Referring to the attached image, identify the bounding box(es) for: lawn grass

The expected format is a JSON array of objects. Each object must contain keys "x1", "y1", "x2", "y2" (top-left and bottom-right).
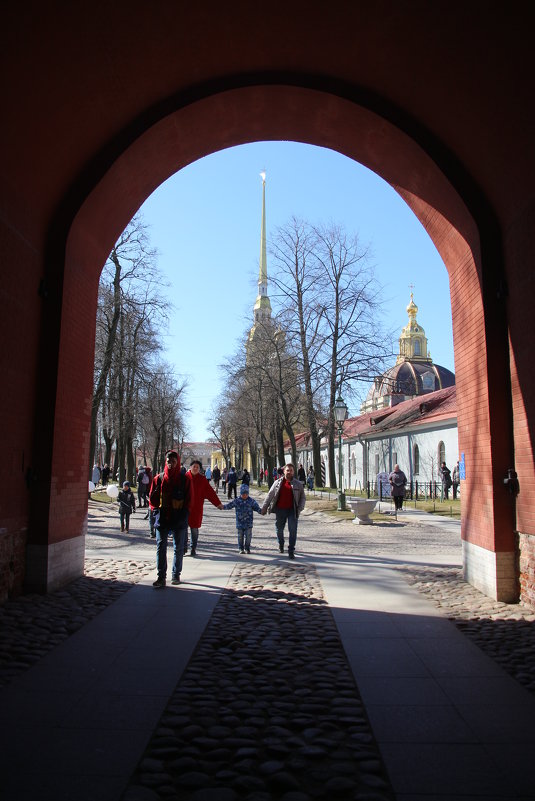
[{"x1": 307, "y1": 486, "x2": 461, "y2": 519}]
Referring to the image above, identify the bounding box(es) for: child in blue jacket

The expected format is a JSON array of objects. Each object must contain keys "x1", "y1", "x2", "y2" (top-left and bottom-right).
[{"x1": 223, "y1": 484, "x2": 262, "y2": 553}]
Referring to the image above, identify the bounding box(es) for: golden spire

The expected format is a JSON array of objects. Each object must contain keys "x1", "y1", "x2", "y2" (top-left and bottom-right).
[
  {"x1": 253, "y1": 171, "x2": 272, "y2": 323},
  {"x1": 397, "y1": 290, "x2": 430, "y2": 363}
]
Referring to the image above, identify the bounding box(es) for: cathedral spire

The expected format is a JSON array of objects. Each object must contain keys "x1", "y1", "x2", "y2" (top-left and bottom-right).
[{"x1": 253, "y1": 171, "x2": 272, "y2": 323}]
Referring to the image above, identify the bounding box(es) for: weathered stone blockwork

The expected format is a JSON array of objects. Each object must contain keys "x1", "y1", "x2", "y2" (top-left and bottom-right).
[{"x1": 519, "y1": 533, "x2": 535, "y2": 610}]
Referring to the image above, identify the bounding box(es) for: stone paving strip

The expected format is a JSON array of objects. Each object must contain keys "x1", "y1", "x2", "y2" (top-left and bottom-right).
[
  {"x1": 397, "y1": 564, "x2": 535, "y2": 694},
  {"x1": 0, "y1": 558, "x2": 152, "y2": 689},
  {"x1": 122, "y1": 561, "x2": 395, "y2": 801}
]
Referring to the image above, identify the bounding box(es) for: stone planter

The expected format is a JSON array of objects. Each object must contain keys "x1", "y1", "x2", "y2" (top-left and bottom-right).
[{"x1": 347, "y1": 498, "x2": 377, "y2": 525}]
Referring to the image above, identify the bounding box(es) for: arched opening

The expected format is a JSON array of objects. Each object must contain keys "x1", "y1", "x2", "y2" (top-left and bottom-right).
[{"x1": 22, "y1": 82, "x2": 517, "y2": 602}]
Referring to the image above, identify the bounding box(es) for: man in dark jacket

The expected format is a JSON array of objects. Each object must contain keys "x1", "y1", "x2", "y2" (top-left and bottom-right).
[
  {"x1": 149, "y1": 450, "x2": 194, "y2": 588},
  {"x1": 440, "y1": 461, "x2": 452, "y2": 500},
  {"x1": 261, "y1": 463, "x2": 306, "y2": 559},
  {"x1": 227, "y1": 466, "x2": 238, "y2": 499}
]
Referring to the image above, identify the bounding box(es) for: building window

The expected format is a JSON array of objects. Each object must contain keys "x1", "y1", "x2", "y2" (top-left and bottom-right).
[
  {"x1": 438, "y1": 441, "x2": 445, "y2": 465},
  {"x1": 413, "y1": 444, "x2": 420, "y2": 475}
]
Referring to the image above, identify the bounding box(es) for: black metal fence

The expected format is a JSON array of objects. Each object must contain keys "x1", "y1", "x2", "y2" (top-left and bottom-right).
[{"x1": 365, "y1": 480, "x2": 459, "y2": 502}]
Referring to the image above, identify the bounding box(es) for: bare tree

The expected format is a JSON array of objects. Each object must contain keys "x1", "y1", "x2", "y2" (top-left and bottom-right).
[
  {"x1": 269, "y1": 218, "x2": 327, "y2": 484},
  {"x1": 313, "y1": 223, "x2": 389, "y2": 487},
  {"x1": 269, "y1": 217, "x2": 390, "y2": 488},
  {"x1": 92, "y1": 214, "x2": 182, "y2": 483}
]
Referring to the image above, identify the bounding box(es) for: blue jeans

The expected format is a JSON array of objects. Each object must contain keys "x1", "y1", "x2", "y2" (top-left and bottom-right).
[
  {"x1": 237, "y1": 527, "x2": 252, "y2": 550},
  {"x1": 188, "y1": 527, "x2": 199, "y2": 552},
  {"x1": 275, "y1": 507, "x2": 297, "y2": 553},
  {"x1": 156, "y1": 523, "x2": 187, "y2": 580}
]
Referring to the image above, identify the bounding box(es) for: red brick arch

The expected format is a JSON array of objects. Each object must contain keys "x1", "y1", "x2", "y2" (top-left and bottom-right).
[
  {"x1": 3, "y1": 5, "x2": 534, "y2": 604},
  {"x1": 25, "y1": 81, "x2": 514, "y2": 600}
]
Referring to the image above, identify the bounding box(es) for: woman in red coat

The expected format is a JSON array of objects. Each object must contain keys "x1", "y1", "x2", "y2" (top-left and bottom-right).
[{"x1": 186, "y1": 460, "x2": 223, "y2": 555}]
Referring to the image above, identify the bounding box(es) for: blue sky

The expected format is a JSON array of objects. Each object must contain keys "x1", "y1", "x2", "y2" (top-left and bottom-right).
[{"x1": 139, "y1": 141, "x2": 453, "y2": 442}]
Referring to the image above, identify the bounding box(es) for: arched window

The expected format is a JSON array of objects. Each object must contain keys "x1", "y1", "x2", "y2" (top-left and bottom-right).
[
  {"x1": 413, "y1": 444, "x2": 420, "y2": 475},
  {"x1": 438, "y1": 441, "x2": 445, "y2": 465}
]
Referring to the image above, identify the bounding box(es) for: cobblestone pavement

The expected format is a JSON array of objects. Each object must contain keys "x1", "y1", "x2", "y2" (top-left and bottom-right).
[
  {"x1": 123, "y1": 561, "x2": 394, "y2": 801},
  {"x1": 1, "y1": 490, "x2": 535, "y2": 699}
]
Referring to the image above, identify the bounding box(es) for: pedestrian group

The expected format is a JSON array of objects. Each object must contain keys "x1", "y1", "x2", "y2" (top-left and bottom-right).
[{"x1": 109, "y1": 454, "x2": 309, "y2": 588}]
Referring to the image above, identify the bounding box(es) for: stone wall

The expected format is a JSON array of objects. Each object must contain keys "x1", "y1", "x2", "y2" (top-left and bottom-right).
[{"x1": 519, "y1": 533, "x2": 535, "y2": 609}]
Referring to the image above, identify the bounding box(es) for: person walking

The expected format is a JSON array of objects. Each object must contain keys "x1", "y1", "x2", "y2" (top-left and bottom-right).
[
  {"x1": 117, "y1": 481, "x2": 136, "y2": 532},
  {"x1": 227, "y1": 466, "x2": 238, "y2": 499},
  {"x1": 261, "y1": 463, "x2": 306, "y2": 559},
  {"x1": 221, "y1": 467, "x2": 228, "y2": 494},
  {"x1": 297, "y1": 464, "x2": 306, "y2": 483},
  {"x1": 440, "y1": 461, "x2": 452, "y2": 500},
  {"x1": 452, "y1": 460, "x2": 460, "y2": 500},
  {"x1": 149, "y1": 450, "x2": 194, "y2": 588},
  {"x1": 212, "y1": 464, "x2": 221, "y2": 492},
  {"x1": 143, "y1": 465, "x2": 152, "y2": 506},
  {"x1": 205, "y1": 465, "x2": 212, "y2": 482},
  {"x1": 91, "y1": 464, "x2": 101, "y2": 486},
  {"x1": 137, "y1": 464, "x2": 147, "y2": 509},
  {"x1": 101, "y1": 463, "x2": 110, "y2": 486},
  {"x1": 241, "y1": 467, "x2": 251, "y2": 486},
  {"x1": 306, "y1": 466, "x2": 314, "y2": 491},
  {"x1": 223, "y1": 484, "x2": 262, "y2": 553},
  {"x1": 186, "y1": 460, "x2": 223, "y2": 555},
  {"x1": 388, "y1": 464, "x2": 407, "y2": 511}
]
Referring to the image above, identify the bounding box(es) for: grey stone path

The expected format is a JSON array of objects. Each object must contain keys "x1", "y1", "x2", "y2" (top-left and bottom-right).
[
  {"x1": 2, "y1": 491, "x2": 535, "y2": 801},
  {"x1": 123, "y1": 560, "x2": 394, "y2": 801},
  {"x1": 2, "y1": 495, "x2": 534, "y2": 697}
]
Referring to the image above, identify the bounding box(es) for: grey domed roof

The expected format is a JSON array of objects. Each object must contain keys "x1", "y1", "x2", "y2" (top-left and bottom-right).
[{"x1": 365, "y1": 361, "x2": 455, "y2": 404}]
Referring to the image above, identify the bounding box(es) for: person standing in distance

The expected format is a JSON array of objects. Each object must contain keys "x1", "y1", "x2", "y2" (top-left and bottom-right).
[
  {"x1": 261, "y1": 463, "x2": 306, "y2": 559},
  {"x1": 149, "y1": 450, "x2": 193, "y2": 588},
  {"x1": 440, "y1": 461, "x2": 452, "y2": 499},
  {"x1": 389, "y1": 464, "x2": 407, "y2": 512},
  {"x1": 186, "y1": 460, "x2": 223, "y2": 555}
]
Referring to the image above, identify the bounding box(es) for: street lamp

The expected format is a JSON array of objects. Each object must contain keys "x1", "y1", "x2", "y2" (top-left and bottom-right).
[{"x1": 334, "y1": 395, "x2": 348, "y2": 511}]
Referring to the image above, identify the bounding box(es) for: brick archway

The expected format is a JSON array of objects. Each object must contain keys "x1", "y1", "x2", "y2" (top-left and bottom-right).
[
  {"x1": 23, "y1": 82, "x2": 515, "y2": 601},
  {"x1": 2, "y1": 6, "x2": 534, "y2": 605}
]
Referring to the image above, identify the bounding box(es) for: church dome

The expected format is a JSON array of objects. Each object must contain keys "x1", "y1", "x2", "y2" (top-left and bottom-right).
[
  {"x1": 361, "y1": 292, "x2": 455, "y2": 413},
  {"x1": 364, "y1": 361, "x2": 454, "y2": 407}
]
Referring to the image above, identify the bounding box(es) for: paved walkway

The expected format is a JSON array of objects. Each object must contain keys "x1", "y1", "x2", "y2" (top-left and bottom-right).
[{"x1": 1, "y1": 492, "x2": 534, "y2": 800}]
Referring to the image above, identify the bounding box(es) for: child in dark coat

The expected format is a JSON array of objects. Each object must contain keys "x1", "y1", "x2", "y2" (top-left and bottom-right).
[{"x1": 118, "y1": 481, "x2": 136, "y2": 532}]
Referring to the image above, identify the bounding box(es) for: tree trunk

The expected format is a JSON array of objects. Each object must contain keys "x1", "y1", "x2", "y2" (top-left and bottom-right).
[
  {"x1": 276, "y1": 419, "x2": 285, "y2": 466},
  {"x1": 328, "y1": 419, "x2": 337, "y2": 489},
  {"x1": 88, "y1": 248, "x2": 122, "y2": 477}
]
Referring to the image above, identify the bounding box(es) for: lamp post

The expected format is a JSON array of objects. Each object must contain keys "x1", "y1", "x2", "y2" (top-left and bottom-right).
[{"x1": 334, "y1": 395, "x2": 348, "y2": 511}]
